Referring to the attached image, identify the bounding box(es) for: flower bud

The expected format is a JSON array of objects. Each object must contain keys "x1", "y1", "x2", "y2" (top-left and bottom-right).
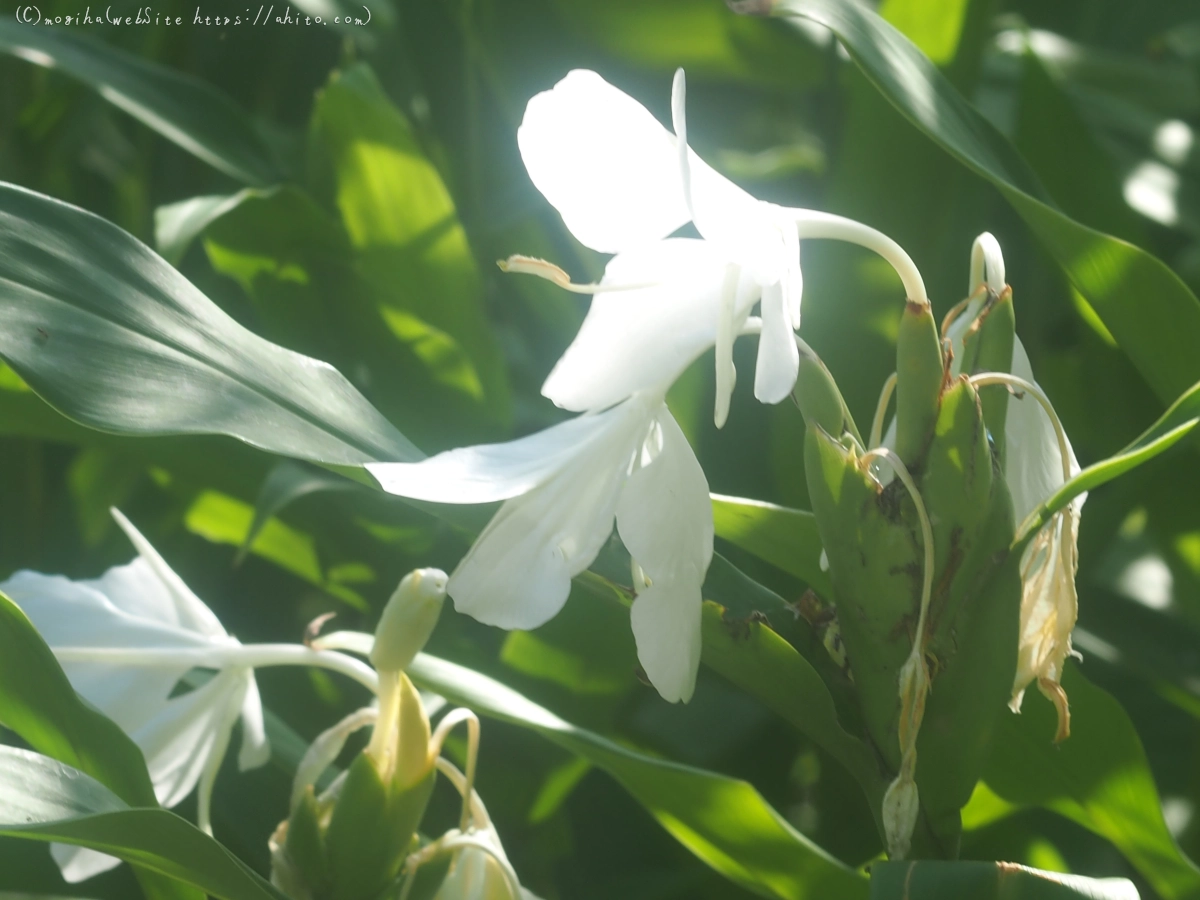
[
  {"x1": 894, "y1": 299, "x2": 944, "y2": 466},
  {"x1": 792, "y1": 343, "x2": 860, "y2": 442},
  {"x1": 882, "y1": 774, "x2": 919, "y2": 860},
  {"x1": 958, "y1": 290, "x2": 1015, "y2": 465},
  {"x1": 371, "y1": 568, "x2": 447, "y2": 674}
]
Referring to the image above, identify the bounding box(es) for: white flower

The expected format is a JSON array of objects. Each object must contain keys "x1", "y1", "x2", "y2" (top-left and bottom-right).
[
  {"x1": 0, "y1": 509, "x2": 268, "y2": 881},
  {"x1": 517, "y1": 69, "x2": 925, "y2": 427},
  {"x1": 954, "y1": 233, "x2": 1084, "y2": 740},
  {"x1": 368, "y1": 391, "x2": 712, "y2": 703}
]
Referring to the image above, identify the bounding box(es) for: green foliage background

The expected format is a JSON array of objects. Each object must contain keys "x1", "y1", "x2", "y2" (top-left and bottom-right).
[{"x1": 1, "y1": 0, "x2": 1200, "y2": 897}]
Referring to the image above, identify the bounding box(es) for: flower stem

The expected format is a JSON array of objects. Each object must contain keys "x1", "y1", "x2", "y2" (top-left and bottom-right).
[
  {"x1": 789, "y1": 210, "x2": 928, "y2": 305},
  {"x1": 869, "y1": 372, "x2": 898, "y2": 450},
  {"x1": 51, "y1": 644, "x2": 380, "y2": 694}
]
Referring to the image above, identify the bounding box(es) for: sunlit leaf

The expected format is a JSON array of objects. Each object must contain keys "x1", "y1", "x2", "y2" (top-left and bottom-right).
[
  {"x1": 984, "y1": 665, "x2": 1200, "y2": 898},
  {"x1": 408, "y1": 652, "x2": 868, "y2": 900},
  {"x1": 870, "y1": 860, "x2": 1139, "y2": 899},
  {"x1": 763, "y1": 0, "x2": 1200, "y2": 407},
  {"x1": 0, "y1": 181, "x2": 420, "y2": 467}
]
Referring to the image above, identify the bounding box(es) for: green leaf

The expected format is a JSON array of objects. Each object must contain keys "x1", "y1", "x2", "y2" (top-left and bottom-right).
[
  {"x1": 699, "y1": 600, "x2": 882, "y2": 807},
  {"x1": 0, "y1": 23, "x2": 281, "y2": 185},
  {"x1": 154, "y1": 191, "x2": 261, "y2": 265},
  {"x1": 0, "y1": 747, "x2": 283, "y2": 900},
  {"x1": 763, "y1": 0, "x2": 1200, "y2": 407},
  {"x1": 1021, "y1": 379, "x2": 1200, "y2": 539},
  {"x1": 984, "y1": 665, "x2": 1200, "y2": 898},
  {"x1": 408, "y1": 652, "x2": 868, "y2": 900},
  {"x1": 237, "y1": 461, "x2": 362, "y2": 563},
  {"x1": 0, "y1": 592, "x2": 201, "y2": 900},
  {"x1": 711, "y1": 493, "x2": 831, "y2": 595},
  {"x1": 309, "y1": 64, "x2": 512, "y2": 432},
  {"x1": 869, "y1": 860, "x2": 1139, "y2": 899},
  {"x1": 0, "y1": 181, "x2": 420, "y2": 467}
]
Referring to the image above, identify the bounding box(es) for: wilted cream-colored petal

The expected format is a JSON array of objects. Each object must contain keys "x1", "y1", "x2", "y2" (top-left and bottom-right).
[{"x1": 1011, "y1": 506, "x2": 1080, "y2": 742}]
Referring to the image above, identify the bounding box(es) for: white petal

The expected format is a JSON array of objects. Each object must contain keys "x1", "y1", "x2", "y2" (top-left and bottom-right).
[
  {"x1": 541, "y1": 240, "x2": 742, "y2": 412},
  {"x1": 629, "y1": 570, "x2": 704, "y2": 703},
  {"x1": 518, "y1": 69, "x2": 690, "y2": 253},
  {"x1": 448, "y1": 399, "x2": 654, "y2": 629},
  {"x1": 1004, "y1": 339, "x2": 1082, "y2": 523},
  {"x1": 368, "y1": 403, "x2": 636, "y2": 503},
  {"x1": 970, "y1": 232, "x2": 1006, "y2": 293},
  {"x1": 134, "y1": 669, "x2": 246, "y2": 809},
  {"x1": 109, "y1": 509, "x2": 227, "y2": 639},
  {"x1": 237, "y1": 673, "x2": 271, "y2": 771},
  {"x1": 4, "y1": 566, "x2": 211, "y2": 654},
  {"x1": 753, "y1": 281, "x2": 800, "y2": 403},
  {"x1": 51, "y1": 844, "x2": 123, "y2": 883},
  {"x1": 616, "y1": 407, "x2": 713, "y2": 578},
  {"x1": 616, "y1": 408, "x2": 711, "y2": 704}
]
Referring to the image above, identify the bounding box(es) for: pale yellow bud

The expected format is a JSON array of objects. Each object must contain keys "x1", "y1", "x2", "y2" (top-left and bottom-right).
[{"x1": 371, "y1": 568, "x2": 447, "y2": 674}]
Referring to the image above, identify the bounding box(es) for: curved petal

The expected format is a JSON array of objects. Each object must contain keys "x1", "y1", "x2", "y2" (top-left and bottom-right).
[
  {"x1": 134, "y1": 669, "x2": 246, "y2": 809},
  {"x1": 629, "y1": 570, "x2": 704, "y2": 703},
  {"x1": 368, "y1": 402, "x2": 635, "y2": 503},
  {"x1": 448, "y1": 398, "x2": 654, "y2": 629},
  {"x1": 51, "y1": 844, "x2": 122, "y2": 883},
  {"x1": 616, "y1": 408, "x2": 711, "y2": 703},
  {"x1": 237, "y1": 672, "x2": 271, "y2": 771},
  {"x1": 518, "y1": 69, "x2": 690, "y2": 253},
  {"x1": 1005, "y1": 339, "x2": 1082, "y2": 524},
  {"x1": 541, "y1": 240, "x2": 742, "y2": 412},
  {"x1": 616, "y1": 407, "x2": 713, "y2": 577},
  {"x1": 753, "y1": 281, "x2": 800, "y2": 403},
  {"x1": 109, "y1": 508, "x2": 227, "y2": 639}
]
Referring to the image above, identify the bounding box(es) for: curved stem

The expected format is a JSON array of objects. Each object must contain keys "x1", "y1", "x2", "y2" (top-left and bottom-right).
[
  {"x1": 787, "y1": 209, "x2": 928, "y2": 305},
  {"x1": 870, "y1": 372, "x2": 898, "y2": 450},
  {"x1": 430, "y1": 709, "x2": 481, "y2": 832},
  {"x1": 52, "y1": 643, "x2": 380, "y2": 695},
  {"x1": 968, "y1": 374, "x2": 1072, "y2": 485}
]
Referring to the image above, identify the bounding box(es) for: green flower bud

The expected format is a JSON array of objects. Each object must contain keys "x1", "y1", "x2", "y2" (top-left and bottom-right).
[
  {"x1": 792, "y1": 341, "x2": 861, "y2": 444},
  {"x1": 894, "y1": 300, "x2": 944, "y2": 466},
  {"x1": 371, "y1": 568, "x2": 447, "y2": 673},
  {"x1": 955, "y1": 289, "x2": 1015, "y2": 465}
]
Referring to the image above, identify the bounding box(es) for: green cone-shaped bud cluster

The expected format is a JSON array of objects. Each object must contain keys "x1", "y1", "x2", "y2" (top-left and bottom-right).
[
  {"x1": 801, "y1": 292, "x2": 1023, "y2": 860},
  {"x1": 271, "y1": 670, "x2": 437, "y2": 900}
]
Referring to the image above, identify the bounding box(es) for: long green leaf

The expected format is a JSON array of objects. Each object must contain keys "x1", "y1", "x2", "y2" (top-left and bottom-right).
[
  {"x1": 711, "y1": 494, "x2": 831, "y2": 595},
  {"x1": 408, "y1": 652, "x2": 867, "y2": 900},
  {"x1": 0, "y1": 747, "x2": 282, "y2": 900},
  {"x1": 0, "y1": 22, "x2": 281, "y2": 185},
  {"x1": 0, "y1": 181, "x2": 420, "y2": 467},
  {"x1": 0, "y1": 592, "x2": 201, "y2": 900},
  {"x1": 869, "y1": 861, "x2": 1139, "y2": 899},
  {"x1": 984, "y1": 665, "x2": 1200, "y2": 899},
  {"x1": 759, "y1": 0, "x2": 1200, "y2": 407}
]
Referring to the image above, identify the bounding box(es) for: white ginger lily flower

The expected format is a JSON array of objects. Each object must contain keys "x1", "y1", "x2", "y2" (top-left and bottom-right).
[
  {"x1": 955, "y1": 233, "x2": 1084, "y2": 741},
  {"x1": 0, "y1": 509, "x2": 269, "y2": 882},
  {"x1": 369, "y1": 391, "x2": 712, "y2": 703},
  {"x1": 516, "y1": 68, "x2": 926, "y2": 427}
]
